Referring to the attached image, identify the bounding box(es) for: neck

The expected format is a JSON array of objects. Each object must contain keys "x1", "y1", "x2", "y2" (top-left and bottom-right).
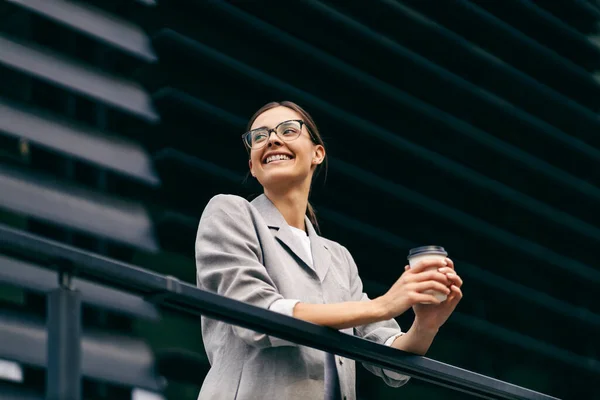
[{"x1": 264, "y1": 181, "x2": 311, "y2": 231}]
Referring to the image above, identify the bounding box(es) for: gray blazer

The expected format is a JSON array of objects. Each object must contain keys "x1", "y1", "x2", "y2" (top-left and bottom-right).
[{"x1": 195, "y1": 194, "x2": 409, "y2": 400}]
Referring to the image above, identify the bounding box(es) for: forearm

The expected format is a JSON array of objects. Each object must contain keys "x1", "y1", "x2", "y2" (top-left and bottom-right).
[
  {"x1": 391, "y1": 320, "x2": 438, "y2": 355},
  {"x1": 293, "y1": 299, "x2": 386, "y2": 330}
]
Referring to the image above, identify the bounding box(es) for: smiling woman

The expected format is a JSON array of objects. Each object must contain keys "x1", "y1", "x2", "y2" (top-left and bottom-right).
[{"x1": 194, "y1": 101, "x2": 463, "y2": 400}]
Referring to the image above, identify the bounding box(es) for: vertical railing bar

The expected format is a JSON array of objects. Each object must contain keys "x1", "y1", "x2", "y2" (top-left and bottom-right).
[{"x1": 46, "y1": 268, "x2": 82, "y2": 400}]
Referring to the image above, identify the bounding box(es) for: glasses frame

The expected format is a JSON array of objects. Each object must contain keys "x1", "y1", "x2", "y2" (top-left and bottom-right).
[{"x1": 242, "y1": 119, "x2": 316, "y2": 151}]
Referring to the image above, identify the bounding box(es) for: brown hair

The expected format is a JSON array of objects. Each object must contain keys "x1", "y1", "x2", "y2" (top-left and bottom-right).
[{"x1": 246, "y1": 101, "x2": 328, "y2": 233}]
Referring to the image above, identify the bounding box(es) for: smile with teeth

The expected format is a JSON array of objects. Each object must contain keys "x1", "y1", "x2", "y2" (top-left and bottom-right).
[{"x1": 265, "y1": 154, "x2": 293, "y2": 164}]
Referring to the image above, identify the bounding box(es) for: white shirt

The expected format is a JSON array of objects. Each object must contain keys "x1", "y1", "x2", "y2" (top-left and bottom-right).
[{"x1": 269, "y1": 225, "x2": 405, "y2": 379}]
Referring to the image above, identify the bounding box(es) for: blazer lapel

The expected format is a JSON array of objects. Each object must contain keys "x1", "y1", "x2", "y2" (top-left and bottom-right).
[
  {"x1": 251, "y1": 194, "x2": 314, "y2": 272},
  {"x1": 305, "y1": 216, "x2": 331, "y2": 283}
]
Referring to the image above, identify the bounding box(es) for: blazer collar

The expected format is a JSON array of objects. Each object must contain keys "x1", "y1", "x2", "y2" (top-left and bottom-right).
[{"x1": 251, "y1": 194, "x2": 330, "y2": 282}]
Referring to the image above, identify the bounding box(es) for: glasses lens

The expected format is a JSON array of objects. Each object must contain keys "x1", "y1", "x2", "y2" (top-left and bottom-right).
[
  {"x1": 277, "y1": 121, "x2": 302, "y2": 139},
  {"x1": 249, "y1": 129, "x2": 269, "y2": 148}
]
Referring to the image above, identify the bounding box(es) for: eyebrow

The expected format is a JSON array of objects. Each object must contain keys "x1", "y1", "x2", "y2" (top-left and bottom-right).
[
  {"x1": 251, "y1": 122, "x2": 279, "y2": 131},
  {"x1": 252, "y1": 120, "x2": 297, "y2": 130}
]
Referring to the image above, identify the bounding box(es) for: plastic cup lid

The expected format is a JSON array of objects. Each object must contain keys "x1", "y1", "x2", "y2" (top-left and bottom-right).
[{"x1": 407, "y1": 245, "x2": 448, "y2": 259}]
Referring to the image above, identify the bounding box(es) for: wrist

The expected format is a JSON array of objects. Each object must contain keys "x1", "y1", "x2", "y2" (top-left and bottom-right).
[
  {"x1": 371, "y1": 296, "x2": 391, "y2": 321},
  {"x1": 412, "y1": 317, "x2": 440, "y2": 336}
]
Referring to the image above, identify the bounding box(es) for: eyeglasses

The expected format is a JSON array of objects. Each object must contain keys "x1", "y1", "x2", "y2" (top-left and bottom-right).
[{"x1": 242, "y1": 119, "x2": 314, "y2": 150}]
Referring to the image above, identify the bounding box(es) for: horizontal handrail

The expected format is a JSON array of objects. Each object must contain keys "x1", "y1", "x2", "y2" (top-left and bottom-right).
[
  {"x1": 0, "y1": 254, "x2": 160, "y2": 321},
  {"x1": 0, "y1": 224, "x2": 559, "y2": 399}
]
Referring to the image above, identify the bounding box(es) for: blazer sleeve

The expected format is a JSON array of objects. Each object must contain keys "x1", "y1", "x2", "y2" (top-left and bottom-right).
[
  {"x1": 342, "y1": 246, "x2": 411, "y2": 387},
  {"x1": 195, "y1": 195, "x2": 295, "y2": 349}
]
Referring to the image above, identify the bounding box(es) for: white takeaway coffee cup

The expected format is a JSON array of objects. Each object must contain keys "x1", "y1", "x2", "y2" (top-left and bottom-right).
[{"x1": 407, "y1": 245, "x2": 449, "y2": 303}]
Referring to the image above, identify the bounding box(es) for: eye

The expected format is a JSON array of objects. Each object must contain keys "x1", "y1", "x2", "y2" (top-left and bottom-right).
[
  {"x1": 278, "y1": 122, "x2": 301, "y2": 136},
  {"x1": 282, "y1": 128, "x2": 297, "y2": 136},
  {"x1": 252, "y1": 131, "x2": 268, "y2": 142}
]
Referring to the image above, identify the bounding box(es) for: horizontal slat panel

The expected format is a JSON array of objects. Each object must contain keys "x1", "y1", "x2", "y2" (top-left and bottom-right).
[
  {"x1": 470, "y1": 0, "x2": 600, "y2": 69},
  {"x1": 350, "y1": 0, "x2": 600, "y2": 149},
  {"x1": 0, "y1": 34, "x2": 159, "y2": 122},
  {"x1": 0, "y1": 382, "x2": 43, "y2": 400},
  {"x1": 0, "y1": 98, "x2": 160, "y2": 186},
  {"x1": 535, "y1": 0, "x2": 600, "y2": 33},
  {"x1": 5, "y1": 0, "x2": 157, "y2": 62},
  {"x1": 0, "y1": 309, "x2": 163, "y2": 390},
  {"x1": 0, "y1": 164, "x2": 158, "y2": 251},
  {"x1": 136, "y1": 0, "x2": 157, "y2": 6},
  {"x1": 446, "y1": 312, "x2": 600, "y2": 374},
  {"x1": 400, "y1": 0, "x2": 600, "y2": 108}
]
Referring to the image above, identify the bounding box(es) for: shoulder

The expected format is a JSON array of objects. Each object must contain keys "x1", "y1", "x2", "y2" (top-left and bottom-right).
[
  {"x1": 198, "y1": 194, "x2": 259, "y2": 232},
  {"x1": 319, "y1": 236, "x2": 342, "y2": 251},
  {"x1": 319, "y1": 236, "x2": 353, "y2": 262},
  {"x1": 201, "y1": 194, "x2": 253, "y2": 218},
  {"x1": 196, "y1": 195, "x2": 261, "y2": 243}
]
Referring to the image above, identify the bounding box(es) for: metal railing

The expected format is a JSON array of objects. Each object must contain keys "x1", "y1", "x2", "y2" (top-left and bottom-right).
[{"x1": 0, "y1": 223, "x2": 560, "y2": 400}]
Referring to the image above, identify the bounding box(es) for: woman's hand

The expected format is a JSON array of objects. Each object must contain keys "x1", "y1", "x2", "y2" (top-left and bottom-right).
[
  {"x1": 411, "y1": 258, "x2": 463, "y2": 332},
  {"x1": 375, "y1": 258, "x2": 451, "y2": 320}
]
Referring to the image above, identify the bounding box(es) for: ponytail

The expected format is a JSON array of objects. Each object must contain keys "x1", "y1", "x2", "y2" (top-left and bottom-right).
[{"x1": 306, "y1": 201, "x2": 320, "y2": 235}]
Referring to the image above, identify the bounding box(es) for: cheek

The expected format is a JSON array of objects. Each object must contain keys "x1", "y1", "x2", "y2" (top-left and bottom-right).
[
  {"x1": 250, "y1": 153, "x2": 261, "y2": 171},
  {"x1": 289, "y1": 143, "x2": 313, "y2": 166}
]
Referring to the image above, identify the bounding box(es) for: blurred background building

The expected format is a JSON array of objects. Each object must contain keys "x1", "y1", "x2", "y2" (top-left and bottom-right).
[{"x1": 0, "y1": 0, "x2": 599, "y2": 399}]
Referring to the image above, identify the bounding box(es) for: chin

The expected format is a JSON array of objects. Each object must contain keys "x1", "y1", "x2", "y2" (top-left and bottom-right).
[{"x1": 260, "y1": 171, "x2": 305, "y2": 189}]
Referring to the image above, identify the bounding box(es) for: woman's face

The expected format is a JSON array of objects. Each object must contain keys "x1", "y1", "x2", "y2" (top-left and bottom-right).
[{"x1": 249, "y1": 106, "x2": 325, "y2": 192}]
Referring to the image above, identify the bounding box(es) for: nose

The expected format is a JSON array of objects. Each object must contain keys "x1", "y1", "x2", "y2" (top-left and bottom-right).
[{"x1": 267, "y1": 130, "x2": 282, "y2": 147}]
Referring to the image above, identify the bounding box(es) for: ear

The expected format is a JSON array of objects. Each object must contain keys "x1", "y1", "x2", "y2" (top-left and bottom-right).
[
  {"x1": 248, "y1": 159, "x2": 255, "y2": 177},
  {"x1": 312, "y1": 144, "x2": 326, "y2": 165}
]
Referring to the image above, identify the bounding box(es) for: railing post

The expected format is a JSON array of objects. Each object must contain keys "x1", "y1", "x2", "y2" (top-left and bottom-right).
[{"x1": 46, "y1": 269, "x2": 81, "y2": 400}]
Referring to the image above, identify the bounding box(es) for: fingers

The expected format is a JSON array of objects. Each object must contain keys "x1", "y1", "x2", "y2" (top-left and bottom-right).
[
  {"x1": 437, "y1": 267, "x2": 454, "y2": 275},
  {"x1": 448, "y1": 273, "x2": 463, "y2": 288},
  {"x1": 413, "y1": 280, "x2": 451, "y2": 296},
  {"x1": 408, "y1": 270, "x2": 450, "y2": 286},
  {"x1": 447, "y1": 285, "x2": 463, "y2": 303},
  {"x1": 411, "y1": 292, "x2": 443, "y2": 305},
  {"x1": 437, "y1": 268, "x2": 463, "y2": 287},
  {"x1": 410, "y1": 258, "x2": 448, "y2": 273},
  {"x1": 445, "y1": 257, "x2": 455, "y2": 270}
]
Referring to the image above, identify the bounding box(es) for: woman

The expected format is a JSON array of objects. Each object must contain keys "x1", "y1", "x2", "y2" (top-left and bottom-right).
[{"x1": 195, "y1": 101, "x2": 463, "y2": 400}]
